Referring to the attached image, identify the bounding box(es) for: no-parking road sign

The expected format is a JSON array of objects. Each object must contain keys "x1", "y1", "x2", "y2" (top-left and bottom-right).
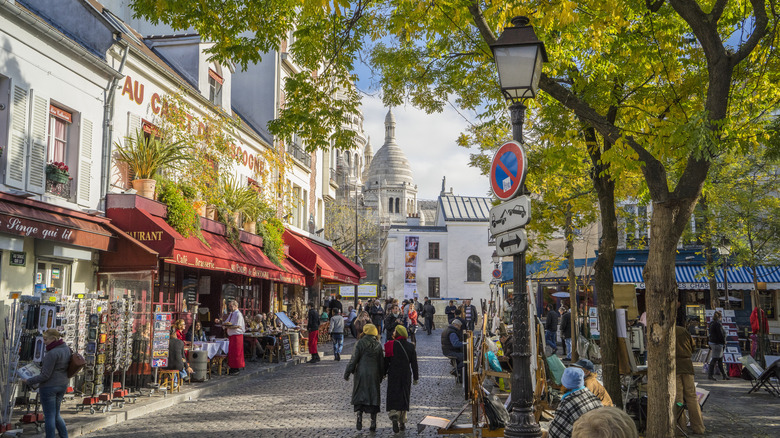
[{"x1": 490, "y1": 140, "x2": 528, "y2": 201}]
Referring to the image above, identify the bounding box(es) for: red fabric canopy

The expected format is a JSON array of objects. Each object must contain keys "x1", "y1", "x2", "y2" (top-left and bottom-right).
[
  {"x1": 106, "y1": 207, "x2": 304, "y2": 285},
  {"x1": 283, "y1": 230, "x2": 366, "y2": 285}
]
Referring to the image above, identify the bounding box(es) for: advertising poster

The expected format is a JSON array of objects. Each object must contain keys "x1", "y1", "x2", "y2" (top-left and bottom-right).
[
  {"x1": 404, "y1": 236, "x2": 419, "y2": 299},
  {"x1": 152, "y1": 312, "x2": 172, "y2": 368}
]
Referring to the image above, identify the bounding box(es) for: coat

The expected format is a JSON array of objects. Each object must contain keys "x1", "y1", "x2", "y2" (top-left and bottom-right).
[
  {"x1": 344, "y1": 335, "x2": 384, "y2": 408},
  {"x1": 384, "y1": 313, "x2": 401, "y2": 339},
  {"x1": 560, "y1": 312, "x2": 572, "y2": 339},
  {"x1": 384, "y1": 337, "x2": 419, "y2": 412}
]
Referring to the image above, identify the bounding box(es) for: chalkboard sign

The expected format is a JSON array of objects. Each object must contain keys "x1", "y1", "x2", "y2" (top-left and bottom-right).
[{"x1": 281, "y1": 334, "x2": 293, "y2": 362}]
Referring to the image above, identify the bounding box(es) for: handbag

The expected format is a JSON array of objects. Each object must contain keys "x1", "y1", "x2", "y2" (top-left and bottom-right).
[
  {"x1": 68, "y1": 349, "x2": 86, "y2": 378},
  {"x1": 482, "y1": 394, "x2": 510, "y2": 430}
]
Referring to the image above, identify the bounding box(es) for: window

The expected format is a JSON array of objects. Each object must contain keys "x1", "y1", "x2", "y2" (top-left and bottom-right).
[
  {"x1": 428, "y1": 242, "x2": 440, "y2": 260},
  {"x1": 758, "y1": 291, "x2": 776, "y2": 320},
  {"x1": 388, "y1": 197, "x2": 394, "y2": 213},
  {"x1": 467, "y1": 255, "x2": 482, "y2": 282},
  {"x1": 36, "y1": 262, "x2": 69, "y2": 296},
  {"x1": 208, "y1": 68, "x2": 223, "y2": 106},
  {"x1": 428, "y1": 277, "x2": 440, "y2": 298},
  {"x1": 395, "y1": 198, "x2": 400, "y2": 214},
  {"x1": 48, "y1": 105, "x2": 71, "y2": 163}
]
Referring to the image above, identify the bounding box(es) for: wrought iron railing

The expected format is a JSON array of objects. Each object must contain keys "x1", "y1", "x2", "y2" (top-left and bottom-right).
[
  {"x1": 287, "y1": 142, "x2": 311, "y2": 167},
  {"x1": 46, "y1": 178, "x2": 72, "y2": 199}
]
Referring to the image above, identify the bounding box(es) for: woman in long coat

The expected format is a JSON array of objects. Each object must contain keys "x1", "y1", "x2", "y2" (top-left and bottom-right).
[
  {"x1": 344, "y1": 323, "x2": 384, "y2": 431},
  {"x1": 384, "y1": 325, "x2": 419, "y2": 433}
]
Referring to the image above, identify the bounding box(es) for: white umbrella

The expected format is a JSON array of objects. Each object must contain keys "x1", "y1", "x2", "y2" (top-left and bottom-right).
[{"x1": 552, "y1": 292, "x2": 570, "y2": 298}]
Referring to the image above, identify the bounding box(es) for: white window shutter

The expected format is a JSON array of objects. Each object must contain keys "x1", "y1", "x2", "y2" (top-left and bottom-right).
[
  {"x1": 26, "y1": 91, "x2": 48, "y2": 194},
  {"x1": 127, "y1": 112, "x2": 141, "y2": 137},
  {"x1": 4, "y1": 83, "x2": 29, "y2": 189},
  {"x1": 78, "y1": 118, "x2": 94, "y2": 206}
]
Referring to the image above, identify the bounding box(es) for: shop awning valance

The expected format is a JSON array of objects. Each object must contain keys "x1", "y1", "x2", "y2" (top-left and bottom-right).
[
  {"x1": 613, "y1": 264, "x2": 780, "y2": 289},
  {"x1": 106, "y1": 206, "x2": 304, "y2": 285},
  {"x1": 0, "y1": 191, "x2": 116, "y2": 251},
  {"x1": 283, "y1": 230, "x2": 366, "y2": 285}
]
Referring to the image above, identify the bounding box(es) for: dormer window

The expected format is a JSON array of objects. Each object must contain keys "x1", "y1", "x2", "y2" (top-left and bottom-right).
[{"x1": 208, "y1": 67, "x2": 223, "y2": 106}]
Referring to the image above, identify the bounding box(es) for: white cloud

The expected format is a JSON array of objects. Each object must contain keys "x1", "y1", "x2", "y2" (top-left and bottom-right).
[{"x1": 360, "y1": 95, "x2": 491, "y2": 200}]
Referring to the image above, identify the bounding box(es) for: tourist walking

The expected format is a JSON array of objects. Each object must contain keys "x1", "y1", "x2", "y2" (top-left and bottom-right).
[
  {"x1": 353, "y1": 311, "x2": 370, "y2": 339},
  {"x1": 460, "y1": 299, "x2": 477, "y2": 332},
  {"x1": 306, "y1": 302, "x2": 321, "y2": 363},
  {"x1": 423, "y1": 299, "x2": 436, "y2": 335},
  {"x1": 676, "y1": 321, "x2": 706, "y2": 435},
  {"x1": 445, "y1": 300, "x2": 457, "y2": 324},
  {"x1": 560, "y1": 306, "x2": 572, "y2": 360},
  {"x1": 21, "y1": 329, "x2": 70, "y2": 438},
  {"x1": 707, "y1": 310, "x2": 728, "y2": 380},
  {"x1": 384, "y1": 304, "x2": 402, "y2": 342},
  {"x1": 369, "y1": 299, "x2": 385, "y2": 331},
  {"x1": 545, "y1": 303, "x2": 560, "y2": 354},
  {"x1": 345, "y1": 324, "x2": 385, "y2": 432},
  {"x1": 330, "y1": 311, "x2": 345, "y2": 361},
  {"x1": 384, "y1": 325, "x2": 419, "y2": 433}
]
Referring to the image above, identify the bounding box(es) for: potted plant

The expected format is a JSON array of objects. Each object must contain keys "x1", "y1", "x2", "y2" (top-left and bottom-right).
[
  {"x1": 46, "y1": 161, "x2": 70, "y2": 184},
  {"x1": 114, "y1": 130, "x2": 190, "y2": 199}
]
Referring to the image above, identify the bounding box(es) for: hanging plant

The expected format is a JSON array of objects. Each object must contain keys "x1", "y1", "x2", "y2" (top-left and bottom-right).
[
  {"x1": 217, "y1": 174, "x2": 257, "y2": 250},
  {"x1": 157, "y1": 179, "x2": 206, "y2": 244},
  {"x1": 258, "y1": 217, "x2": 285, "y2": 267}
]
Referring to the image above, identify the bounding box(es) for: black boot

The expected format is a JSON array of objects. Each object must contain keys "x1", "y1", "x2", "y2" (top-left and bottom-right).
[
  {"x1": 370, "y1": 412, "x2": 377, "y2": 431},
  {"x1": 314, "y1": 353, "x2": 321, "y2": 363},
  {"x1": 356, "y1": 412, "x2": 363, "y2": 431},
  {"x1": 708, "y1": 357, "x2": 717, "y2": 380},
  {"x1": 399, "y1": 422, "x2": 405, "y2": 431},
  {"x1": 392, "y1": 417, "x2": 399, "y2": 433},
  {"x1": 718, "y1": 358, "x2": 729, "y2": 380}
]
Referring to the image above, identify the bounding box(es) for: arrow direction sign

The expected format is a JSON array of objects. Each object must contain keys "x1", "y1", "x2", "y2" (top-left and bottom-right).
[
  {"x1": 489, "y1": 196, "x2": 531, "y2": 235},
  {"x1": 495, "y1": 229, "x2": 528, "y2": 257}
]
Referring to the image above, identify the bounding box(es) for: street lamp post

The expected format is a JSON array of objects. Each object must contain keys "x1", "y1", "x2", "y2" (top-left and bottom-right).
[
  {"x1": 718, "y1": 239, "x2": 731, "y2": 310},
  {"x1": 490, "y1": 16, "x2": 547, "y2": 438},
  {"x1": 354, "y1": 182, "x2": 360, "y2": 311}
]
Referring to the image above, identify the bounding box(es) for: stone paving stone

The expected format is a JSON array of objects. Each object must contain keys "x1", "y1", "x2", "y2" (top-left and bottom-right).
[{"x1": 81, "y1": 331, "x2": 471, "y2": 437}]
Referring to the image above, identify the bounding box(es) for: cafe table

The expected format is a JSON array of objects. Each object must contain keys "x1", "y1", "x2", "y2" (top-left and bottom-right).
[{"x1": 192, "y1": 339, "x2": 230, "y2": 359}]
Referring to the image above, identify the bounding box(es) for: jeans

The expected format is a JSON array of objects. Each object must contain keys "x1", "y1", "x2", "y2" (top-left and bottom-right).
[
  {"x1": 545, "y1": 330, "x2": 557, "y2": 352},
  {"x1": 332, "y1": 333, "x2": 344, "y2": 355},
  {"x1": 39, "y1": 385, "x2": 68, "y2": 438},
  {"x1": 564, "y1": 338, "x2": 572, "y2": 359}
]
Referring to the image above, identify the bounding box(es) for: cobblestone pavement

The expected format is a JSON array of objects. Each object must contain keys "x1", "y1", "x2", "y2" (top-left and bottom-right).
[{"x1": 83, "y1": 331, "x2": 470, "y2": 438}]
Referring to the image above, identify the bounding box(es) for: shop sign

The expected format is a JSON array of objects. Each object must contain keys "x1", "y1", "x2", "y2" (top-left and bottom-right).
[
  {"x1": 0, "y1": 215, "x2": 75, "y2": 241},
  {"x1": 339, "y1": 284, "x2": 377, "y2": 298},
  {"x1": 9, "y1": 251, "x2": 26, "y2": 266}
]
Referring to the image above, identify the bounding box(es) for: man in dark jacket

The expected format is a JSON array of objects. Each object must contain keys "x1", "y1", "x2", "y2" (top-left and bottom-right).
[
  {"x1": 545, "y1": 304, "x2": 559, "y2": 354},
  {"x1": 559, "y1": 306, "x2": 572, "y2": 360},
  {"x1": 369, "y1": 299, "x2": 385, "y2": 331},
  {"x1": 441, "y1": 319, "x2": 465, "y2": 382},
  {"x1": 384, "y1": 304, "x2": 402, "y2": 342},
  {"x1": 445, "y1": 300, "x2": 457, "y2": 324},
  {"x1": 423, "y1": 300, "x2": 436, "y2": 335},
  {"x1": 307, "y1": 302, "x2": 321, "y2": 363},
  {"x1": 167, "y1": 337, "x2": 193, "y2": 381},
  {"x1": 460, "y1": 300, "x2": 478, "y2": 332},
  {"x1": 329, "y1": 295, "x2": 343, "y2": 316}
]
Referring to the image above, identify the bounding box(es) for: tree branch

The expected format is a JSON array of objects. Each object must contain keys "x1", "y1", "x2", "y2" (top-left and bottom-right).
[
  {"x1": 467, "y1": 1, "x2": 497, "y2": 45},
  {"x1": 733, "y1": 0, "x2": 770, "y2": 65},
  {"x1": 646, "y1": 0, "x2": 666, "y2": 12},
  {"x1": 668, "y1": 0, "x2": 727, "y2": 62},
  {"x1": 710, "y1": 0, "x2": 728, "y2": 22}
]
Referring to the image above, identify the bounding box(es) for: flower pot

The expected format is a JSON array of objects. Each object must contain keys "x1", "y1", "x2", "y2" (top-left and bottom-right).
[
  {"x1": 46, "y1": 171, "x2": 69, "y2": 184},
  {"x1": 132, "y1": 179, "x2": 157, "y2": 199},
  {"x1": 205, "y1": 205, "x2": 217, "y2": 220},
  {"x1": 243, "y1": 221, "x2": 257, "y2": 234}
]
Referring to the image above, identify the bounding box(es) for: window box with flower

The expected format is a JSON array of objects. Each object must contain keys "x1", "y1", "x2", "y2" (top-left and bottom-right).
[{"x1": 46, "y1": 161, "x2": 70, "y2": 184}]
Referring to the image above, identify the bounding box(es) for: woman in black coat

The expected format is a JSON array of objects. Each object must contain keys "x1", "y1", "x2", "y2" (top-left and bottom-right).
[
  {"x1": 383, "y1": 325, "x2": 419, "y2": 433},
  {"x1": 345, "y1": 324, "x2": 384, "y2": 431}
]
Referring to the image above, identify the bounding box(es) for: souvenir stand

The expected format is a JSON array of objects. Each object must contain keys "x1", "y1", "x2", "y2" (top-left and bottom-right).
[{"x1": 1, "y1": 293, "x2": 24, "y2": 433}]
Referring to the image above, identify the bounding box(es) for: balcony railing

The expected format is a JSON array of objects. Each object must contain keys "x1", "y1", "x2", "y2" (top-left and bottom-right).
[
  {"x1": 46, "y1": 178, "x2": 72, "y2": 199},
  {"x1": 287, "y1": 143, "x2": 311, "y2": 167}
]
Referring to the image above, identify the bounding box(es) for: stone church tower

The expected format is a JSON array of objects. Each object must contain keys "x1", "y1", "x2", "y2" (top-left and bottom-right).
[{"x1": 363, "y1": 109, "x2": 418, "y2": 224}]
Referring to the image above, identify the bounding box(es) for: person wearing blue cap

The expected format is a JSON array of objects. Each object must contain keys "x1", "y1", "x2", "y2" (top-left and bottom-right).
[
  {"x1": 570, "y1": 359, "x2": 612, "y2": 406},
  {"x1": 547, "y1": 367, "x2": 602, "y2": 438}
]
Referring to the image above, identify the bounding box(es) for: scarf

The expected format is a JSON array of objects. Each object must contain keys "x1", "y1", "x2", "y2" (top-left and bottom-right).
[
  {"x1": 46, "y1": 339, "x2": 65, "y2": 351},
  {"x1": 561, "y1": 386, "x2": 585, "y2": 401}
]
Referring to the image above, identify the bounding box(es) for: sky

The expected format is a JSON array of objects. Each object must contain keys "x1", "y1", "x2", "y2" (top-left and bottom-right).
[{"x1": 358, "y1": 95, "x2": 492, "y2": 201}]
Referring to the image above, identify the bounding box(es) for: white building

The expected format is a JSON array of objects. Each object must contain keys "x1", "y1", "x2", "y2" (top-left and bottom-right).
[{"x1": 382, "y1": 189, "x2": 494, "y2": 308}]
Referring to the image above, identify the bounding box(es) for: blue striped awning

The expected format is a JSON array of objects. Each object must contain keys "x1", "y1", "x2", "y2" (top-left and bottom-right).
[{"x1": 613, "y1": 265, "x2": 780, "y2": 287}]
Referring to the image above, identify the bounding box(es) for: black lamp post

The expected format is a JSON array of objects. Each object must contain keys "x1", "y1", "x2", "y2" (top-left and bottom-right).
[{"x1": 490, "y1": 16, "x2": 547, "y2": 438}]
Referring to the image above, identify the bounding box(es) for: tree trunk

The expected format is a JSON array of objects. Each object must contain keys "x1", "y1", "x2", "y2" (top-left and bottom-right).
[
  {"x1": 583, "y1": 126, "x2": 621, "y2": 407},
  {"x1": 644, "y1": 199, "x2": 697, "y2": 437},
  {"x1": 564, "y1": 203, "x2": 579, "y2": 362}
]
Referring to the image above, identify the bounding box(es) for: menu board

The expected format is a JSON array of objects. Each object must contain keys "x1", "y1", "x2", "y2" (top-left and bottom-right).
[
  {"x1": 152, "y1": 312, "x2": 172, "y2": 368},
  {"x1": 281, "y1": 335, "x2": 293, "y2": 362}
]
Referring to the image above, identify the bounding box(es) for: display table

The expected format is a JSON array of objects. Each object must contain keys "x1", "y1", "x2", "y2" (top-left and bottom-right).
[{"x1": 192, "y1": 340, "x2": 230, "y2": 359}]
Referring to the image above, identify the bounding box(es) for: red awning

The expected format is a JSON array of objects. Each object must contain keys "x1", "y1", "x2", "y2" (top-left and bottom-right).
[
  {"x1": 283, "y1": 230, "x2": 366, "y2": 285},
  {"x1": 106, "y1": 207, "x2": 304, "y2": 285},
  {"x1": 0, "y1": 192, "x2": 116, "y2": 251}
]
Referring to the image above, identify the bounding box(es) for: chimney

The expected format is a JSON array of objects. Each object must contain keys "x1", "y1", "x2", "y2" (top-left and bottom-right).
[{"x1": 406, "y1": 213, "x2": 420, "y2": 226}]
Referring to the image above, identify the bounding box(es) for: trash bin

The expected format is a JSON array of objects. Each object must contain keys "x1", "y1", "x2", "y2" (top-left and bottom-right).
[
  {"x1": 189, "y1": 349, "x2": 209, "y2": 382},
  {"x1": 288, "y1": 331, "x2": 299, "y2": 355}
]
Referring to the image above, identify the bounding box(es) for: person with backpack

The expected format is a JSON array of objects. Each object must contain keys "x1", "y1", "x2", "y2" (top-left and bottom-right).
[{"x1": 21, "y1": 329, "x2": 70, "y2": 438}]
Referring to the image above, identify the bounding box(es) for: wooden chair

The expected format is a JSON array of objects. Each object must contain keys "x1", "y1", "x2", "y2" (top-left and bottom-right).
[
  {"x1": 300, "y1": 336, "x2": 309, "y2": 354},
  {"x1": 210, "y1": 355, "x2": 229, "y2": 376},
  {"x1": 158, "y1": 369, "x2": 181, "y2": 393}
]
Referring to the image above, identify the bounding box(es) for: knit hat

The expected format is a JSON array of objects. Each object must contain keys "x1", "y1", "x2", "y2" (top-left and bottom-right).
[
  {"x1": 362, "y1": 323, "x2": 379, "y2": 337},
  {"x1": 561, "y1": 367, "x2": 585, "y2": 390},
  {"x1": 570, "y1": 359, "x2": 595, "y2": 374},
  {"x1": 394, "y1": 325, "x2": 408, "y2": 338}
]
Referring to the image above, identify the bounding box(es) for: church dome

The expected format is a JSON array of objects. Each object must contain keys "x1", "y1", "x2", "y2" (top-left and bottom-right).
[{"x1": 367, "y1": 109, "x2": 414, "y2": 187}]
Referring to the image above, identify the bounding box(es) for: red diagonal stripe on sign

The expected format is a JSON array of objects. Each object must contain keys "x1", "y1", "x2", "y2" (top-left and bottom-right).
[{"x1": 497, "y1": 159, "x2": 517, "y2": 184}]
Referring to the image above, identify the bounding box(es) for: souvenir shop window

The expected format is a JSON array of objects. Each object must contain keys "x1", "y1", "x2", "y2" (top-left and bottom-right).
[
  {"x1": 36, "y1": 261, "x2": 69, "y2": 296},
  {"x1": 758, "y1": 290, "x2": 776, "y2": 320}
]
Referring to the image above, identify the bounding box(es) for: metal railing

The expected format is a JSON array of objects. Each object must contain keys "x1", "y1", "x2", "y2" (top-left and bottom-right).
[{"x1": 287, "y1": 142, "x2": 311, "y2": 167}]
